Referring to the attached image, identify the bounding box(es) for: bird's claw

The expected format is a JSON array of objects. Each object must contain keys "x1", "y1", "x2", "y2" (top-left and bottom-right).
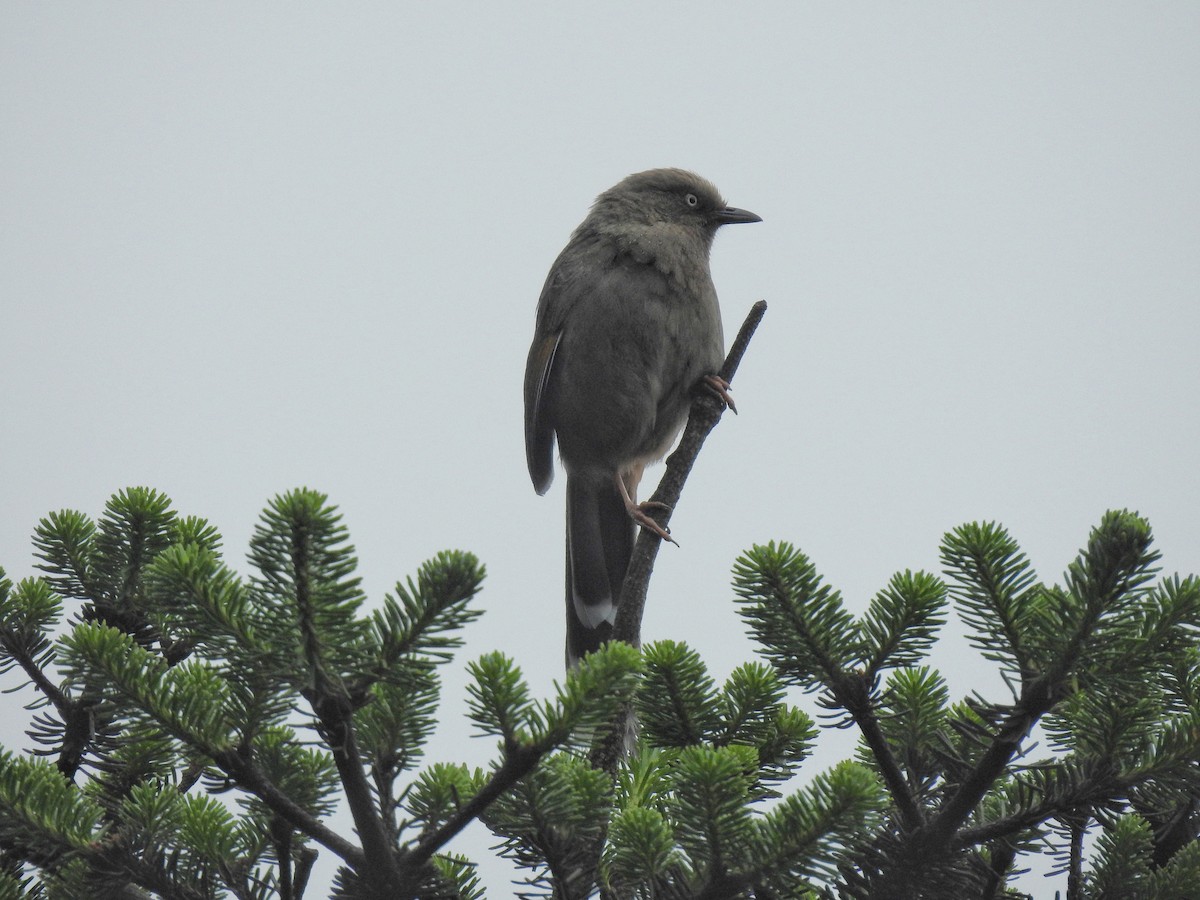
[
  {"x1": 627, "y1": 501, "x2": 678, "y2": 545},
  {"x1": 702, "y1": 374, "x2": 737, "y2": 414}
]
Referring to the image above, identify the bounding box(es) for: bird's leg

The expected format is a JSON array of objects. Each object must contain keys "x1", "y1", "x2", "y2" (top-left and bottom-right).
[
  {"x1": 701, "y1": 374, "x2": 737, "y2": 414},
  {"x1": 614, "y1": 470, "x2": 677, "y2": 545},
  {"x1": 622, "y1": 464, "x2": 672, "y2": 512}
]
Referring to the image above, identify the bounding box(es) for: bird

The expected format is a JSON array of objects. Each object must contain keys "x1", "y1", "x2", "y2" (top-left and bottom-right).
[{"x1": 523, "y1": 168, "x2": 761, "y2": 667}]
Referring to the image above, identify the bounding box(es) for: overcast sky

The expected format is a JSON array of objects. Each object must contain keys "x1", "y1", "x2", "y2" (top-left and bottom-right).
[{"x1": 2, "y1": 4, "x2": 1198, "y2": 896}]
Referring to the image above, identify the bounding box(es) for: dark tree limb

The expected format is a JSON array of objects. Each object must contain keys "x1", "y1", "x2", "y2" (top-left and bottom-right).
[
  {"x1": 924, "y1": 690, "x2": 1055, "y2": 848},
  {"x1": 840, "y1": 678, "x2": 924, "y2": 830},
  {"x1": 290, "y1": 528, "x2": 400, "y2": 888},
  {"x1": 1066, "y1": 815, "x2": 1087, "y2": 900},
  {"x1": 211, "y1": 748, "x2": 366, "y2": 868}
]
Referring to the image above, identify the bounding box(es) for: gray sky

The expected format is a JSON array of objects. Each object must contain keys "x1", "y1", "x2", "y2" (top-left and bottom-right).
[{"x1": 2, "y1": 4, "x2": 1198, "y2": 896}]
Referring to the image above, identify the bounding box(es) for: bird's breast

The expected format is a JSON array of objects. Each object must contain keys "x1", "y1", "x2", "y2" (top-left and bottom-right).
[{"x1": 547, "y1": 253, "x2": 723, "y2": 476}]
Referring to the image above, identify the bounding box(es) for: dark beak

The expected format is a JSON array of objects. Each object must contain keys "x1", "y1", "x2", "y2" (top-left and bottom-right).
[{"x1": 713, "y1": 206, "x2": 762, "y2": 226}]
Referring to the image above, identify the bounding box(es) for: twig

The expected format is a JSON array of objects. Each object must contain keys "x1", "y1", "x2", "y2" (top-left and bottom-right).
[
  {"x1": 591, "y1": 299, "x2": 767, "y2": 776},
  {"x1": 612, "y1": 300, "x2": 768, "y2": 651}
]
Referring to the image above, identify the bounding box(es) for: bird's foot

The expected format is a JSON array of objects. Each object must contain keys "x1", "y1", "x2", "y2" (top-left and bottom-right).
[
  {"x1": 626, "y1": 501, "x2": 678, "y2": 545},
  {"x1": 702, "y1": 374, "x2": 737, "y2": 414}
]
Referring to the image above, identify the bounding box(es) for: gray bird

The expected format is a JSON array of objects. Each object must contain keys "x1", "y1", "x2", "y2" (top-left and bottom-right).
[{"x1": 524, "y1": 168, "x2": 761, "y2": 667}]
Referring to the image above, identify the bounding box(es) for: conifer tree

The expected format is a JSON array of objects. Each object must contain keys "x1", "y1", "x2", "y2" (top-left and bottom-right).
[{"x1": 1, "y1": 489, "x2": 1197, "y2": 899}]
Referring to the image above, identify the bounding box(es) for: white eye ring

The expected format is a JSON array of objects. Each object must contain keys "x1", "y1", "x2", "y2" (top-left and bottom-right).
[{"x1": 685, "y1": 193, "x2": 699, "y2": 207}]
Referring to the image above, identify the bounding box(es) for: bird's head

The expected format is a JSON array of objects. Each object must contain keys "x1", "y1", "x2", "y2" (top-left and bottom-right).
[{"x1": 590, "y1": 168, "x2": 761, "y2": 241}]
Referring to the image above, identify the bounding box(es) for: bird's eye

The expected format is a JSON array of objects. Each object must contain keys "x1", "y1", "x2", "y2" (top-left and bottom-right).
[{"x1": 684, "y1": 193, "x2": 699, "y2": 208}]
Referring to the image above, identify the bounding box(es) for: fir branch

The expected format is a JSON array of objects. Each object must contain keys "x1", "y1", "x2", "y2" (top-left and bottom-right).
[
  {"x1": 1042, "y1": 510, "x2": 1159, "y2": 687},
  {"x1": 671, "y1": 744, "x2": 758, "y2": 883},
  {"x1": 248, "y1": 490, "x2": 400, "y2": 886},
  {"x1": 919, "y1": 515, "x2": 1163, "y2": 856},
  {"x1": 93, "y1": 487, "x2": 177, "y2": 612},
  {"x1": 636, "y1": 641, "x2": 721, "y2": 748},
  {"x1": 857, "y1": 570, "x2": 946, "y2": 676},
  {"x1": 759, "y1": 763, "x2": 885, "y2": 890},
  {"x1": 292, "y1": 553, "x2": 396, "y2": 885},
  {"x1": 208, "y1": 746, "x2": 365, "y2": 869},
  {"x1": 941, "y1": 521, "x2": 1039, "y2": 682},
  {"x1": 466, "y1": 652, "x2": 533, "y2": 754},
  {"x1": 732, "y1": 541, "x2": 858, "y2": 696},
  {"x1": 350, "y1": 551, "x2": 485, "y2": 699},
  {"x1": 32, "y1": 509, "x2": 99, "y2": 602},
  {"x1": 954, "y1": 719, "x2": 1200, "y2": 853},
  {"x1": 313, "y1": 697, "x2": 400, "y2": 885},
  {"x1": 64, "y1": 617, "x2": 365, "y2": 872},
  {"x1": 922, "y1": 696, "x2": 1051, "y2": 849},
  {"x1": 419, "y1": 644, "x2": 639, "y2": 881},
  {"x1": 0, "y1": 576, "x2": 72, "y2": 721},
  {"x1": 407, "y1": 743, "x2": 542, "y2": 872},
  {"x1": 1081, "y1": 814, "x2": 1154, "y2": 896}
]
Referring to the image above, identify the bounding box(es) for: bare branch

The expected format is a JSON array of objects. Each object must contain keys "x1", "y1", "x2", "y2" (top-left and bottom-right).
[
  {"x1": 613, "y1": 299, "x2": 768, "y2": 652},
  {"x1": 591, "y1": 300, "x2": 767, "y2": 777}
]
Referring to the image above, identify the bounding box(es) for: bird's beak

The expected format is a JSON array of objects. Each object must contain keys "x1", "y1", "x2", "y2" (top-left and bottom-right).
[{"x1": 713, "y1": 206, "x2": 762, "y2": 226}]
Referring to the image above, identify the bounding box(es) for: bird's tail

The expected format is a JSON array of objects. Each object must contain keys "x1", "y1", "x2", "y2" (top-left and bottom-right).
[{"x1": 565, "y1": 473, "x2": 635, "y2": 668}]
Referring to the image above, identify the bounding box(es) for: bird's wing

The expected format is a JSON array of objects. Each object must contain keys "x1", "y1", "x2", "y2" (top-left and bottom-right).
[
  {"x1": 524, "y1": 239, "x2": 599, "y2": 494},
  {"x1": 524, "y1": 327, "x2": 561, "y2": 495}
]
